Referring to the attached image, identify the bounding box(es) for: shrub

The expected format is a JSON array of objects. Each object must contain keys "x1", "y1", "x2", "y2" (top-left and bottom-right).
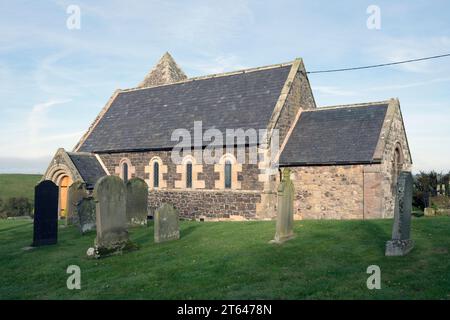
[
  {"x1": 0, "y1": 199, "x2": 6, "y2": 219},
  {"x1": 2, "y1": 197, "x2": 33, "y2": 217}
]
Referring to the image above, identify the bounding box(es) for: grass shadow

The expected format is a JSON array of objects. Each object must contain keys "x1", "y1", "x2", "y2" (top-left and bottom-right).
[{"x1": 181, "y1": 224, "x2": 200, "y2": 238}]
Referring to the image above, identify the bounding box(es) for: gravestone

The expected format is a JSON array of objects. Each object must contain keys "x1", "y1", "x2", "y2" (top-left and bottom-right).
[
  {"x1": 66, "y1": 181, "x2": 88, "y2": 226},
  {"x1": 77, "y1": 197, "x2": 96, "y2": 234},
  {"x1": 270, "y1": 168, "x2": 295, "y2": 244},
  {"x1": 32, "y1": 180, "x2": 59, "y2": 246},
  {"x1": 154, "y1": 203, "x2": 180, "y2": 243},
  {"x1": 93, "y1": 176, "x2": 133, "y2": 257},
  {"x1": 126, "y1": 178, "x2": 148, "y2": 226},
  {"x1": 424, "y1": 207, "x2": 436, "y2": 216},
  {"x1": 386, "y1": 171, "x2": 415, "y2": 256}
]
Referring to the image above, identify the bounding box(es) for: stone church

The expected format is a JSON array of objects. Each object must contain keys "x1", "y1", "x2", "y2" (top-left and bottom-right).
[{"x1": 43, "y1": 52, "x2": 412, "y2": 220}]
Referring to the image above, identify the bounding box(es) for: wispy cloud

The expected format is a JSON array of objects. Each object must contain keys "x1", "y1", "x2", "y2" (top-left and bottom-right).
[
  {"x1": 366, "y1": 77, "x2": 450, "y2": 92},
  {"x1": 28, "y1": 99, "x2": 72, "y2": 137},
  {"x1": 25, "y1": 99, "x2": 82, "y2": 158},
  {"x1": 366, "y1": 36, "x2": 450, "y2": 73},
  {"x1": 313, "y1": 86, "x2": 358, "y2": 97},
  {"x1": 187, "y1": 54, "x2": 249, "y2": 75}
]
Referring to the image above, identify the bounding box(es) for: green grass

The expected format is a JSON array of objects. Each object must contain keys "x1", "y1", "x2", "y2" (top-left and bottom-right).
[
  {"x1": 0, "y1": 174, "x2": 42, "y2": 201},
  {"x1": 0, "y1": 217, "x2": 449, "y2": 300}
]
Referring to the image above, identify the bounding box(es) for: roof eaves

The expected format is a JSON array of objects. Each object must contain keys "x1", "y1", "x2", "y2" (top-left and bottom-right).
[
  {"x1": 279, "y1": 160, "x2": 383, "y2": 167},
  {"x1": 73, "y1": 89, "x2": 122, "y2": 152}
]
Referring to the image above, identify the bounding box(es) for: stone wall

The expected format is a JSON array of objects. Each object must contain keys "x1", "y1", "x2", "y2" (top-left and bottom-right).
[
  {"x1": 148, "y1": 190, "x2": 261, "y2": 219},
  {"x1": 98, "y1": 146, "x2": 263, "y2": 219},
  {"x1": 256, "y1": 61, "x2": 317, "y2": 219},
  {"x1": 290, "y1": 165, "x2": 365, "y2": 219}
]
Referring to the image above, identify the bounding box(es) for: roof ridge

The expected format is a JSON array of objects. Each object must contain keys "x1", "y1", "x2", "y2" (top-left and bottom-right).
[
  {"x1": 120, "y1": 60, "x2": 296, "y2": 94},
  {"x1": 67, "y1": 151, "x2": 96, "y2": 156},
  {"x1": 309, "y1": 99, "x2": 393, "y2": 111}
]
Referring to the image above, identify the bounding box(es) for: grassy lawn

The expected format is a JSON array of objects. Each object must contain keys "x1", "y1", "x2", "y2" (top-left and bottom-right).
[
  {"x1": 0, "y1": 174, "x2": 42, "y2": 201},
  {"x1": 0, "y1": 217, "x2": 449, "y2": 300}
]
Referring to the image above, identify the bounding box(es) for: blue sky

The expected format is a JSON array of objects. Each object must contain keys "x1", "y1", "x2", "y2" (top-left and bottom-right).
[{"x1": 0, "y1": 0, "x2": 449, "y2": 173}]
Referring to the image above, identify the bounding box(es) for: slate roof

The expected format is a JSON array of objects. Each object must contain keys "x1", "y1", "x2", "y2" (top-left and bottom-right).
[
  {"x1": 67, "y1": 153, "x2": 107, "y2": 188},
  {"x1": 77, "y1": 65, "x2": 292, "y2": 153},
  {"x1": 279, "y1": 103, "x2": 389, "y2": 166}
]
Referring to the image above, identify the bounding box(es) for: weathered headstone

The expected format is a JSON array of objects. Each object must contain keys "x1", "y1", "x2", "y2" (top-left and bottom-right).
[
  {"x1": 32, "y1": 180, "x2": 59, "y2": 246},
  {"x1": 386, "y1": 171, "x2": 415, "y2": 256},
  {"x1": 66, "y1": 181, "x2": 88, "y2": 226},
  {"x1": 93, "y1": 176, "x2": 133, "y2": 257},
  {"x1": 126, "y1": 178, "x2": 148, "y2": 226},
  {"x1": 154, "y1": 203, "x2": 180, "y2": 243},
  {"x1": 424, "y1": 207, "x2": 436, "y2": 216},
  {"x1": 270, "y1": 168, "x2": 295, "y2": 244},
  {"x1": 77, "y1": 196, "x2": 96, "y2": 234}
]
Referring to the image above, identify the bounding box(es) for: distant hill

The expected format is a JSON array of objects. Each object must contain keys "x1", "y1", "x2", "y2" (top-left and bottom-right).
[{"x1": 0, "y1": 174, "x2": 42, "y2": 201}]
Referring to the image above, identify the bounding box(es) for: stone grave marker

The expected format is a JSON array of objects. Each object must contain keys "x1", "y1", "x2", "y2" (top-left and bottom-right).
[
  {"x1": 77, "y1": 196, "x2": 96, "y2": 234},
  {"x1": 93, "y1": 175, "x2": 133, "y2": 257},
  {"x1": 154, "y1": 203, "x2": 180, "y2": 243},
  {"x1": 32, "y1": 180, "x2": 59, "y2": 246},
  {"x1": 66, "y1": 181, "x2": 88, "y2": 226},
  {"x1": 126, "y1": 177, "x2": 149, "y2": 226},
  {"x1": 270, "y1": 168, "x2": 295, "y2": 244},
  {"x1": 424, "y1": 207, "x2": 436, "y2": 216},
  {"x1": 385, "y1": 171, "x2": 415, "y2": 256}
]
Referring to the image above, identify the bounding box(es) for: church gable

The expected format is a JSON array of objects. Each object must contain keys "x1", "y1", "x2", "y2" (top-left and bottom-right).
[
  {"x1": 43, "y1": 148, "x2": 107, "y2": 189},
  {"x1": 138, "y1": 52, "x2": 187, "y2": 88}
]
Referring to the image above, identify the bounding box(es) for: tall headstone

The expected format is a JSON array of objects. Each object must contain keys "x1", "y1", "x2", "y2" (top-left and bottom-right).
[
  {"x1": 66, "y1": 181, "x2": 88, "y2": 226},
  {"x1": 126, "y1": 178, "x2": 149, "y2": 226},
  {"x1": 77, "y1": 197, "x2": 96, "y2": 234},
  {"x1": 386, "y1": 171, "x2": 415, "y2": 256},
  {"x1": 270, "y1": 168, "x2": 295, "y2": 244},
  {"x1": 33, "y1": 180, "x2": 59, "y2": 246},
  {"x1": 93, "y1": 176, "x2": 132, "y2": 257},
  {"x1": 154, "y1": 203, "x2": 180, "y2": 243}
]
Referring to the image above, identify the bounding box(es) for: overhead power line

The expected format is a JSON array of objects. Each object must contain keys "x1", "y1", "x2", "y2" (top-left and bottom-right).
[{"x1": 307, "y1": 53, "x2": 450, "y2": 74}]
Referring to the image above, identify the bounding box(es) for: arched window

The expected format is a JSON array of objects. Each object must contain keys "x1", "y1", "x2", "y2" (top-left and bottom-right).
[
  {"x1": 117, "y1": 158, "x2": 134, "y2": 182},
  {"x1": 225, "y1": 160, "x2": 232, "y2": 189},
  {"x1": 122, "y1": 163, "x2": 128, "y2": 183},
  {"x1": 153, "y1": 162, "x2": 159, "y2": 188},
  {"x1": 186, "y1": 162, "x2": 193, "y2": 188}
]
